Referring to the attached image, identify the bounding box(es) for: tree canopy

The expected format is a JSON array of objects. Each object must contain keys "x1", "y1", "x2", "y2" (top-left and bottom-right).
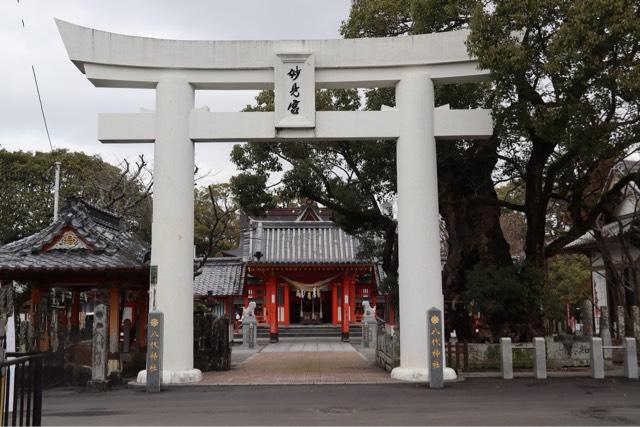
[{"x1": 0, "y1": 149, "x2": 152, "y2": 245}]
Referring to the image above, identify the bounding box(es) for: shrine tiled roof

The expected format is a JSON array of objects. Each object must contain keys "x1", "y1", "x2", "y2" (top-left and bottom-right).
[
  {"x1": 193, "y1": 258, "x2": 245, "y2": 296},
  {"x1": 0, "y1": 197, "x2": 149, "y2": 274},
  {"x1": 243, "y1": 220, "x2": 368, "y2": 265},
  {"x1": 565, "y1": 213, "x2": 638, "y2": 251}
]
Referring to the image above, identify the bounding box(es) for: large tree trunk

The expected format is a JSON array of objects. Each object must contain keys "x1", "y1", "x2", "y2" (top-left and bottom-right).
[
  {"x1": 438, "y1": 139, "x2": 512, "y2": 340},
  {"x1": 523, "y1": 142, "x2": 555, "y2": 268}
]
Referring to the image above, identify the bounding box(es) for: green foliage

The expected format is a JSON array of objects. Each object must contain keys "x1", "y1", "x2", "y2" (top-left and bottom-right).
[
  {"x1": 0, "y1": 149, "x2": 152, "y2": 244},
  {"x1": 544, "y1": 254, "x2": 592, "y2": 321},
  {"x1": 229, "y1": 173, "x2": 275, "y2": 216},
  {"x1": 466, "y1": 0, "x2": 640, "y2": 261},
  {"x1": 465, "y1": 262, "x2": 545, "y2": 339},
  {"x1": 194, "y1": 183, "x2": 239, "y2": 259},
  {"x1": 340, "y1": 0, "x2": 412, "y2": 38}
]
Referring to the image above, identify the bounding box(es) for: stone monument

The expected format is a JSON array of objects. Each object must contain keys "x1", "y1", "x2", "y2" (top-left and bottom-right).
[
  {"x1": 87, "y1": 304, "x2": 109, "y2": 391},
  {"x1": 428, "y1": 307, "x2": 444, "y2": 388}
]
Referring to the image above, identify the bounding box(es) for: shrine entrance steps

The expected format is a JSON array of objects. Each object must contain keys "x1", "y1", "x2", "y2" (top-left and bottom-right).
[{"x1": 254, "y1": 324, "x2": 363, "y2": 340}]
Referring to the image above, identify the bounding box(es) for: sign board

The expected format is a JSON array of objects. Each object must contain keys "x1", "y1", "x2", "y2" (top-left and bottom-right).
[
  {"x1": 274, "y1": 53, "x2": 315, "y2": 128},
  {"x1": 428, "y1": 307, "x2": 444, "y2": 388},
  {"x1": 146, "y1": 311, "x2": 163, "y2": 392}
]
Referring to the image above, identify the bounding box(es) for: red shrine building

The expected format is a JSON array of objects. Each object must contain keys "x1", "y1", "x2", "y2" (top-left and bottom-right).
[{"x1": 194, "y1": 202, "x2": 389, "y2": 341}]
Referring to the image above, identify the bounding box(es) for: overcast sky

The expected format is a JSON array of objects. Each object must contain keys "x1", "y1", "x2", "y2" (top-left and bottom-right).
[{"x1": 0, "y1": 0, "x2": 352, "y2": 184}]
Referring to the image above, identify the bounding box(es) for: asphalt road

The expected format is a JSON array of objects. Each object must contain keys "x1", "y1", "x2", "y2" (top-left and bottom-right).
[{"x1": 43, "y1": 378, "x2": 640, "y2": 426}]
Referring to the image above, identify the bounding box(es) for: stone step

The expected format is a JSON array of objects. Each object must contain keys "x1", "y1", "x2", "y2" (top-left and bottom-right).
[{"x1": 235, "y1": 325, "x2": 364, "y2": 339}]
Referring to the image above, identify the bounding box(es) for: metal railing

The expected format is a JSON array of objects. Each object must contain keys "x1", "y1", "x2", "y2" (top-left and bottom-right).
[{"x1": 0, "y1": 353, "x2": 46, "y2": 426}]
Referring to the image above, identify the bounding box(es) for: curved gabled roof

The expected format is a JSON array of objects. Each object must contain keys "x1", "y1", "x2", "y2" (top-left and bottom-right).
[{"x1": 0, "y1": 197, "x2": 149, "y2": 274}]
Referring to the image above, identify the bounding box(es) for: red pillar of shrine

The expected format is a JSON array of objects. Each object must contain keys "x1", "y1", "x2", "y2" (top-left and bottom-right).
[
  {"x1": 30, "y1": 287, "x2": 41, "y2": 317},
  {"x1": 268, "y1": 274, "x2": 278, "y2": 342},
  {"x1": 387, "y1": 295, "x2": 396, "y2": 325},
  {"x1": 283, "y1": 283, "x2": 290, "y2": 325},
  {"x1": 332, "y1": 284, "x2": 338, "y2": 326},
  {"x1": 341, "y1": 273, "x2": 350, "y2": 341},
  {"x1": 350, "y1": 277, "x2": 356, "y2": 323},
  {"x1": 108, "y1": 288, "x2": 120, "y2": 356}
]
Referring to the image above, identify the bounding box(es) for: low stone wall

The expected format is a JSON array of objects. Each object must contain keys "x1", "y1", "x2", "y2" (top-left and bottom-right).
[
  {"x1": 375, "y1": 329, "x2": 593, "y2": 372},
  {"x1": 463, "y1": 338, "x2": 591, "y2": 371},
  {"x1": 375, "y1": 324, "x2": 399, "y2": 372},
  {"x1": 463, "y1": 337, "x2": 592, "y2": 370}
]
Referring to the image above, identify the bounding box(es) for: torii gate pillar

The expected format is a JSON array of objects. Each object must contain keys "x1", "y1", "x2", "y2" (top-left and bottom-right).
[
  {"x1": 392, "y1": 74, "x2": 453, "y2": 381},
  {"x1": 148, "y1": 78, "x2": 200, "y2": 383}
]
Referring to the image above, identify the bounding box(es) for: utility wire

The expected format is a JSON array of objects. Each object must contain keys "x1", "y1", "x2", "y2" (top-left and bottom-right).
[
  {"x1": 31, "y1": 65, "x2": 53, "y2": 151},
  {"x1": 18, "y1": 0, "x2": 54, "y2": 151}
]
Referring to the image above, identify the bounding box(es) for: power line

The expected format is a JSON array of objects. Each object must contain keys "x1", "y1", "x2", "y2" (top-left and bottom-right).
[
  {"x1": 31, "y1": 65, "x2": 54, "y2": 151},
  {"x1": 18, "y1": 0, "x2": 54, "y2": 151}
]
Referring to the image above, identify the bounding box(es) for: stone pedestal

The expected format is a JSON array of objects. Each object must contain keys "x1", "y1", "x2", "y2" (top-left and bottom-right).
[
  {"x1": 623, "y1": 338, "x2": 638, "y2": 379},
  {"x1": 533, "y1": 337, "x2": 547, "y2": 380},
  {"x1": 500, "y1": 337, "x2": 513, "y2": 379},
  {"x1": 590, "y1": 337, "x2": 604, "y2": 379}
]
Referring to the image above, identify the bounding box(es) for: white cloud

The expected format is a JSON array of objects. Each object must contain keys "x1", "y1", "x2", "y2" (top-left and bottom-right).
[{"x1": 0, "y1": 0, "x2": 351, "y2": 185}]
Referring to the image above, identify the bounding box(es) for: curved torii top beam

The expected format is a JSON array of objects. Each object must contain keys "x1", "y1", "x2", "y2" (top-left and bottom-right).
[{"x1": 55, "y1": 19, "x2": 487, "y2": 89}]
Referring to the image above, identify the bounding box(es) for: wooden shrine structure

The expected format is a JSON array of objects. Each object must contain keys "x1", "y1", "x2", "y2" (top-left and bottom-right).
[
  {"x1": 193, "y1": 202, "x2": 389, "y2": 342},
  {"x1": 0, "y1": 197, "x2": 150, "y2": 378}
]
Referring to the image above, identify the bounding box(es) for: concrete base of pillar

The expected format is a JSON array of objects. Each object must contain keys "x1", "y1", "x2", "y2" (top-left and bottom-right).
[
  {"x1": 341, "y1": 332, "x2": 350, "y2": 342},
  {"x1": 107, "y1": 358, "x2": 121, "y2": 382},
  {"x1": 136, "y1": 369, "x2": 202, "y2": 385},
  {"x1": 269, "y1": 332, "x2": 279, "y2": 343},
  {"x1": 86, "y1": 380, "x2": 110, "y2": 392},
  {"x1": 390, "y1": 367, "x2": 457, "y2": 383}
]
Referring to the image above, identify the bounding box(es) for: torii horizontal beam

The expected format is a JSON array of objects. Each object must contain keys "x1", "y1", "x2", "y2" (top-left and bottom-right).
[
  {"x1": 56, "y1": 19, "x2": 489, "y2": 89},
  {"x1": 98, "y1": 109, "x2": 493, "y2": 143}
]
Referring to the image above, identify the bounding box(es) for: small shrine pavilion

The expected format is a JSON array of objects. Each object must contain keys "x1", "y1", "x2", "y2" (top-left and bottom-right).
[
  {"x1": 0, "y1": 197, "x2": 150, "y2": 376},
  {"x1": 195, "y1": 202, "x2": 388, "y2": 341}
]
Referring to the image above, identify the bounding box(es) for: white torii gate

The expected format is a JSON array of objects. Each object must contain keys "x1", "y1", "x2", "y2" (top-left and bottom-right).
[{"x1": 57, "y1": 20, "x2": 492, "y2": 384}]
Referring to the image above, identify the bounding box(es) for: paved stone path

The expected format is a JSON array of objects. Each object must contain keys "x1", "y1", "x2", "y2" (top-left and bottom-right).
[{"x1": 197, "y1": 339, "x2": 394, "y2": 385}]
